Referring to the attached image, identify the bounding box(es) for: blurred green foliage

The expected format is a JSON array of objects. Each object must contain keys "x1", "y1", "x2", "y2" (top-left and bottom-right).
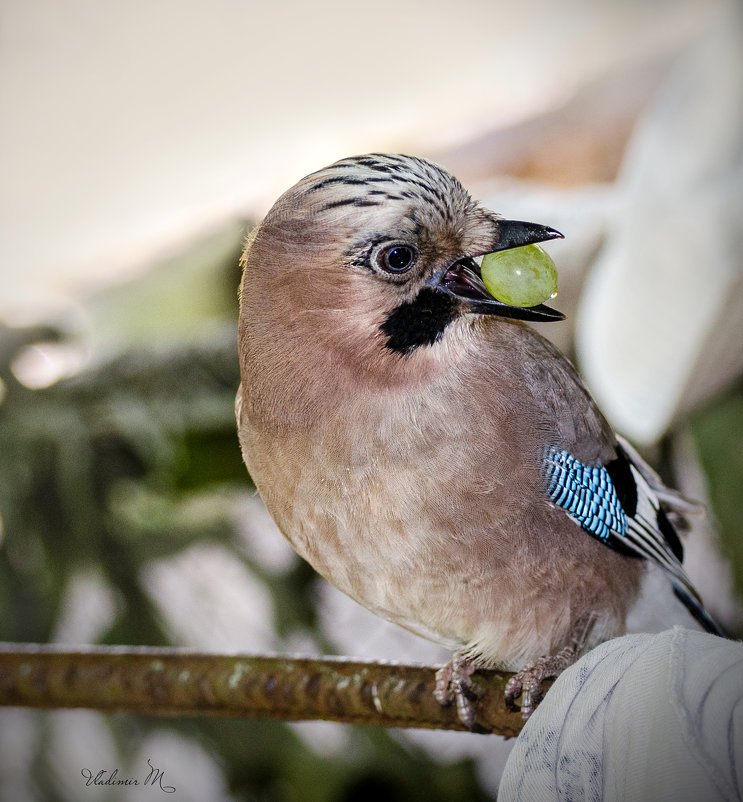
[
  {"x1": 0, "y1": 324, "x2": 243, "y2": 646},
  {"x1": 0, "y1": 228, "x2": 494, "y2": 801},
  {"x1": 690, "y1": 389, "x2": 743, "y2": 598}
]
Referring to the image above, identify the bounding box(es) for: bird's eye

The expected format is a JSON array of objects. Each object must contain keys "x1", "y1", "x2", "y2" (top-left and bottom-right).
[{"x1": 379, "y1": 245, "x2": 416, "y2": 274}]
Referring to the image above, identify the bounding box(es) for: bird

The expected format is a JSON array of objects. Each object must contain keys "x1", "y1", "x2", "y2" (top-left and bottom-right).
[{"x1": 235, "y1": 153, "x2": 725, "y2": 725}]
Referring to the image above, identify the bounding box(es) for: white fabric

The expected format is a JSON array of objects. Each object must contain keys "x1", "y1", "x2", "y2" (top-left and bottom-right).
[
  {"x1": 499, "y1": 628, "x2": 743, "y2": 801},
  {"x1": 576, "y1": 6, "x2": 743, "y2": 445}
]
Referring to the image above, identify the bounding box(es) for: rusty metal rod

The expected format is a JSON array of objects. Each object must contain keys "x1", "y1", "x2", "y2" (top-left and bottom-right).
[{"x1": 0, "y1": 643, "x2": 526, "y2": 736}]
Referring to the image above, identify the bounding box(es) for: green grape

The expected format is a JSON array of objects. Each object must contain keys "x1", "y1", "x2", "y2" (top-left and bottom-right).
[{"x1": 481, "y1": 243, "x2": 558, "y2": 307}]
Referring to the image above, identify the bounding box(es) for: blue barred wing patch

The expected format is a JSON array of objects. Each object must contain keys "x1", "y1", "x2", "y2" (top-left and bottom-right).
[{"x1": 542, "y1": 448, "x2": 626, "y2": 541}]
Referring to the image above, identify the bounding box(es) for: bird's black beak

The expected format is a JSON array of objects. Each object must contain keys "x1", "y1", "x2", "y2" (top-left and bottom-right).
[{"x1": 433, "y1": 220, "x2": 565, "y2": 322}]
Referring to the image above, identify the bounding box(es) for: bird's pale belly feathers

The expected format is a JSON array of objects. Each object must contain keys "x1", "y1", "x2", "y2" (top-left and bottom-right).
[{"x1": 238, "y1": 390, "x2": 634, "y2": 671}]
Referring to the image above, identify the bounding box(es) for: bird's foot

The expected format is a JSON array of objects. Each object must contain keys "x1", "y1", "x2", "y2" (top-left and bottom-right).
[
  {"x1": 434, "y1": 652, "x2": 479, "y2": 729},
  {"x1": 504, "y1": 645, "x2": 576, "y2": 720}
]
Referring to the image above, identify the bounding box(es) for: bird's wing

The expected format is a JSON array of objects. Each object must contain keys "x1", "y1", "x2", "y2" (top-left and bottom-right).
[
  {"x1": 614, "y1": 433, "x2": 705, "y2": 529},
  {"x1": 542, "y1": 441, "x2": 725, "y2": 636}
]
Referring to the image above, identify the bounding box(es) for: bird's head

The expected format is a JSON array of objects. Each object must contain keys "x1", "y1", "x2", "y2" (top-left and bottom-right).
[{"x1": 239, "y1": 154, "x2": 563, "y2": 394}]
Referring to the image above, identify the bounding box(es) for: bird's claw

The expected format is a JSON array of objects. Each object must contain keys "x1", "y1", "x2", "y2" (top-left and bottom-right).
[
  {"x1": 434, "y1": 653, "x2": 479, "y2": 729},
  {"x1": 504, "y1": 645, "x2": 576, "y2": 720}
]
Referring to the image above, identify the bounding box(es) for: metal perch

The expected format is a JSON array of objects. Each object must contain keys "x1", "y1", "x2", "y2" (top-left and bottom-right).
[{"x1": 0, "y1": 643, "x2": 530, "y2": 737}]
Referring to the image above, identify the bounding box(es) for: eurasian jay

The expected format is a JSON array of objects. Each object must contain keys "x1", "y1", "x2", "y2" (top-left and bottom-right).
[{"x1": 236, "y1": 153, "x2": 724, "y2": 724}]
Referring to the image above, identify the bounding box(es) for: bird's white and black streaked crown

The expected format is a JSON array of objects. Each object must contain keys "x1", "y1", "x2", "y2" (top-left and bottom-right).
[{"x1": 298, "y1": 153, "x2": 474, "y2": 227}]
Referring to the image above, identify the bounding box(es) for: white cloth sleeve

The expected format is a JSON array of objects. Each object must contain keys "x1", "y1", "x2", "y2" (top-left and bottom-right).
[{"x1": 499, "y1": 627, "x2": 743, "y2": 802}]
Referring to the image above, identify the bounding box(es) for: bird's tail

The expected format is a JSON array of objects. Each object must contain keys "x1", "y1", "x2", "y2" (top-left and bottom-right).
[
  {"x1": 617, "y1": 435, "x2": 729, "y2": 639},
  {"x1": 672, "y1": 584, "x2": 729, "y2": 638}
]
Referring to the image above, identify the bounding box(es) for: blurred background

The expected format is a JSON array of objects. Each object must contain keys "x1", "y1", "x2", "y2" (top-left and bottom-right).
[{"x1": 1, "y1": 0, "x2": 742, "y2": 799}]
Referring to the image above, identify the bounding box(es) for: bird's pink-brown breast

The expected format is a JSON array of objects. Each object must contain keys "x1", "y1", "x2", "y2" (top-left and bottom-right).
[{"x1": 238, "y1": 276, "x2": 642, "y2": 668}]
